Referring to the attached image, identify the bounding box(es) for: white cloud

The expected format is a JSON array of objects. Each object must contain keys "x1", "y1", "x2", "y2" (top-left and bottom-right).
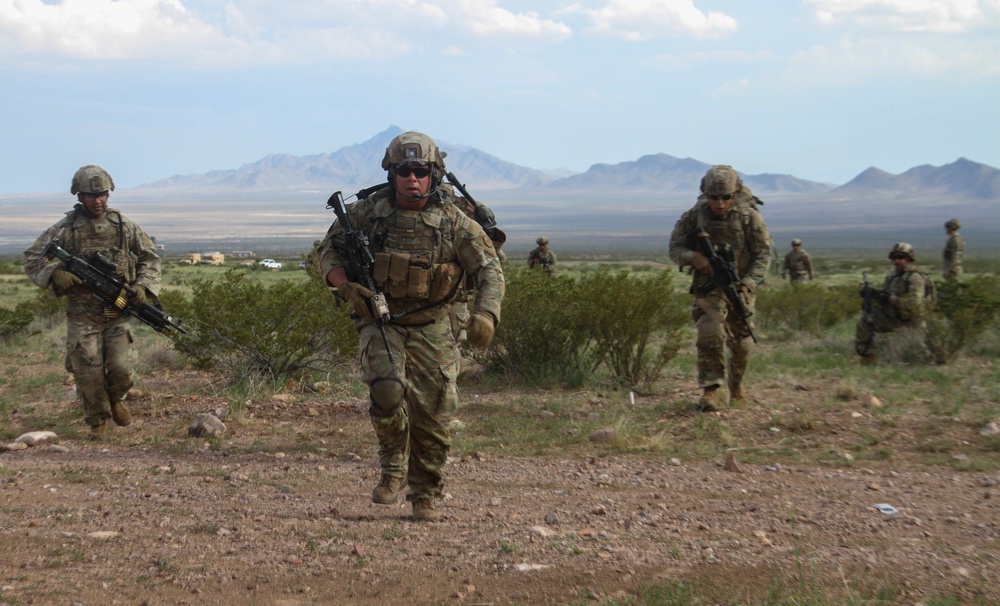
[
  {"x1": 562, "y1": 0, "x2": 737, "y2": 41},
  {"x1": 804, "y1": 0, "x2": 1000, "y2": 33},
  {"x1": 0, "y1": 0, "x2": 245, "y2": 61},
  {"x1": 0, "y1": 0, "x2": 573, "y2": 65},
  {"x1": 654, "y1": 50, "x2": 774, "y2": 69}
]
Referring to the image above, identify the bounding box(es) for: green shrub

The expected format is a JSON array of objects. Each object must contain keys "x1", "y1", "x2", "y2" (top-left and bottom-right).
[
  {"x1": 477, "y1": 266, "x2": 593, "y2": 385},
  {"x1": 0, "y1": 301, "x2": 34, "y2": 339},
  {"x1": 756, "y1": 282, "x2": 859, "y2": 338},
  {"x1": 577, "y1": 268, "x2": 687, "y2": 389},
  {"x1": 167, "y1": 267, "x2": 357, "y2": 386},
  {"x1": 927, "y1": 275, "x2": 1000, "y2": 362}
]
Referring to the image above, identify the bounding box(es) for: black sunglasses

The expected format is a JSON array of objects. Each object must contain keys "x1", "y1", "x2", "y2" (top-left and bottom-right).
[
  {"x1": 708, "y1": 193, "x2": 734, "y2": 201},
  {"x1": 395, "y1": 165, "x2": 432, "y2": 179}
]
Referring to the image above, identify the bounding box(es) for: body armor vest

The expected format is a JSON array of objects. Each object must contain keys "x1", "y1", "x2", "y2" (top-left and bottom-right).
[{"x1": 369, "y1": 204, "x2": 463, "y2": 324}]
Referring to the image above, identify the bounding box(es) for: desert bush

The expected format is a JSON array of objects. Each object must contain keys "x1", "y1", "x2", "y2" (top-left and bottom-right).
[
  {"x1": 576, "y1": 268, "x2": 688, "y2": 390},
  {"x1": 166, "y1": 267, "x2": 357, "y2": 386},
  {"x1": 755, "y1": 282, "x2": 859, "y2": 338},
  {"x1": 926, "y1": 275, "x2": 1000, "y2": 363},
  {"x1": 0, "y1": 301, "x2": 34, "y2": 339},
  {"x1": 477, "y1": 266, "x2": 593, "y2": 385},
  {"x1": 0, "y1": 288, "x2": 66, "y2": 339}
]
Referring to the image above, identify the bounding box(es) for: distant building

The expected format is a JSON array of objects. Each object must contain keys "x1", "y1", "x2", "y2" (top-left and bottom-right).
[
  {"x1": 231, "y1": 250, "x2": 255, "y2": 258},
  {"x1": 179, "y1": 253, "x2": 201, "y2": 265},
  {"x1": 200, "y1": 252, "x2": 225, "y2": 266}
]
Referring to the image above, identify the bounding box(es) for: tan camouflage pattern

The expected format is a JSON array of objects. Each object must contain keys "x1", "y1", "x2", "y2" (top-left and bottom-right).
[
  {"x1": 317, "y1": 184, "x2": 504, "y2": 502},
  {"x1": 23, "y1": 205, "x2": 161, "y2": 426},
  {"x1": 782, "y1": 248, "x2": 814, "y2": 283},
  {"x1": 942, "y1": 233, "x2": 964, "y2": 281},
  {"x1": 527, "y1": 247, "x2": 557, "y2": 275},
  {"x1": 668, "y1": 192, "x2": 771, "y2": 390},
  {"x1": 855, "y1": 267, "x2": 931, "y2": 354}
]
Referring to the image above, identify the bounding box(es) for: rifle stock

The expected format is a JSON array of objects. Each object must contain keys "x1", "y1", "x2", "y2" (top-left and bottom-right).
[
  {"x1": 42, "y1": 240, "x2": 186, "y2": 334},
  {"x1": 692, "y1": 228, "x2": 758, "y2": 343},
  {"x1": 325, "y1": 191, "x2": 395, "y2": 363}
]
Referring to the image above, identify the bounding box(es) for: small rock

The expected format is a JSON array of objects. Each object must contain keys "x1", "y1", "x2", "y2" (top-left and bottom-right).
[
  {"x1": 753, "y1": 530, "x2": 772, "y2": 545},
  {"x1": 867, "y1": 482, "x2": 880, "y2": 491},
  {"x1": 588, "y1": 428, "x2": 615, "y2": 443},
  {"x1": 668, "y1": 457, "x2": 681, "y2": 466},
  {"x1": 724, "y1": 453, "x2": 743, "y2": 473},
  {"x1": 188, "y1": 413, "x2": 226, "y2": 437},
  {"x1": 88, "y1": 531, "x2": 119, "y2": 540},
  {"x1": 15, "y1": 431, "x2": 59, "y2": 446},
  {"x1": 543, "y1": 512, "x2": 559, "y2": 525},
  {"x1": 864, "y1": 395, "x2": 884, "y2": 409},
  {"x1": 842, "y1": 452, "x2": 855, "y2": 462},
  {"x1": 980, "y1": 422, "x2": 1000, "y2": 437},
  {"x1": 851, "y1": 411, "x2": 863, "y2": 418},
  {"x1": 47, "y1": 445, "x2": 70, "y2": 454},
  {"x1": 769, "y1": 427, "x2": 781, "y2": 434},
  {"x1": 2, "y1": 442, "x2": 28, "y2": 452},
  {"x1": 272, "y1": 394, "x2": 295, "y2": 403},
  {"x1": 528, "y1": 525, "x2": 555, "y2": 538}
]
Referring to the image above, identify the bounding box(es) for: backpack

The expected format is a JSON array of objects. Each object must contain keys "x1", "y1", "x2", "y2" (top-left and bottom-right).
[{"x1": 905, "y1": 268, "x2": 938, "y2": 310}]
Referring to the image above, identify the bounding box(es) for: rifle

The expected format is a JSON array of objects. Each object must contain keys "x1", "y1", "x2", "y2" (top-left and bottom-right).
[
  {"x1": 856, "y1": 271, "x2": 876, "y2": 355},
  {"x1": 42, "y1": 240, "x2": 186, "y2": 334},
  {"x1": 445, "y1": 172, "x2": 497, "y2": 231},
  {"x1": 691, "y1": 228, "x2": 758, "y2": 343},
  {"x1": 325, "y1": 191, "x2": 395, "y2": 363}
]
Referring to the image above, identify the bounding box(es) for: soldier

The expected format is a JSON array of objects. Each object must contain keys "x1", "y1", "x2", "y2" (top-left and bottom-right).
[
  {"x1": 668, "y1": 165, "x2": 772, "y2": 411},
  {"x1": 781, "y1": 239, "x2": 813, "y2": 283},
  {"x1": 528, "y1": 236, "x2": 556, "y2": 275},
  {"x1": 942, "y1": 218, "x2": 964, "y2": 281},
  {"x1": 317, "y1": 131, "x2": 504, "y2": 521},
  {"x1": 23, "y1": 165, "x2": 161, "y2": 439},
  {"x1": 856, "y1": 243, "x2": 934, "y2": 364}
]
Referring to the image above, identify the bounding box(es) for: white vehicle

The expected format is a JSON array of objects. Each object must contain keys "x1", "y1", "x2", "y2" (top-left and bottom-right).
[{"x1": 259, "y1": 259, "x2": 282, "y2": 270}]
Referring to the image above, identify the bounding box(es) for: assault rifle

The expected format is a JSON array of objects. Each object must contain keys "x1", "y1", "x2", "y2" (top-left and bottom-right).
[
  {"x1": 325, "y1": 191, "x2": 395, "y2": 363},
  {"x1": 42, "y1": 240, "x2": 186, "y2": 334},
  {"x1": 691, "y1": 228, "x2": 758, "y2": 343},
  {"x1": 856, "y1": 271, "x2": 876, "y2": 355}
]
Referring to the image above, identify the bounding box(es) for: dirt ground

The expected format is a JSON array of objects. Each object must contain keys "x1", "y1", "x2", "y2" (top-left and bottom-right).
[{"x1": 2, "y1": 361, "x2": 999, "y2": 606}]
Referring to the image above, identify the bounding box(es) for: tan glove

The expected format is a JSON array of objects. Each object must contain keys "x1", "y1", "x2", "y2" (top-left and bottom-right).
[
  {"x1": 51, "y1": 269, "x2": 82, "y2": 291},
  {"x1": 465, "y1": 312, "x2": 495, "y2": 349},
  {"x1": 689, "y1": 252, "x2": 714, "y2": 276},
  {"x1": 338, "y1": 281, "x2": 374, "y2": 319},
  {"x1": 129, "y1": 285, "x2": 147, "y2": 306}
]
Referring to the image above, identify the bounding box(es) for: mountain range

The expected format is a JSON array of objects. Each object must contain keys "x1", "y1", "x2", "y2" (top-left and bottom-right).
[{"x1": 137, "y1": 125, "x2": 1000, "y2": 200}]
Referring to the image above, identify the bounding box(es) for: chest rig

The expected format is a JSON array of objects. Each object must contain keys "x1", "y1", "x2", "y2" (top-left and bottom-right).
[
  {"x1": 64, "y1": 208, "x2": 137, "y2": 319},
  {"x1": 696, "y1": 205, "x2": 752, "y2": 274},
  {"x1": 367, "y1": 202, "x2": 464, "y2": 324}
]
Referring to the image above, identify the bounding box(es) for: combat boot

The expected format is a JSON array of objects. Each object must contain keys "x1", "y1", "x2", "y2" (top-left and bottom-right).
[
  {"x1": 110, "y1": 400, "x2": 132, "y2": 426},
  {"x1": 697, "y1": 387, "x2": 721, "y2": 412},
  {"x1": 729, "y1": 382, "x2": 746, "y2": 406},
  {"x1": 371, "y1": 475, "x2": 405, "y2": 504},
  {"x1": 412, "y1": 498, "x2": 439, "y2": 521},
  {"x1": 89, "y1": 422, "x2": 109, "y2": 440}
]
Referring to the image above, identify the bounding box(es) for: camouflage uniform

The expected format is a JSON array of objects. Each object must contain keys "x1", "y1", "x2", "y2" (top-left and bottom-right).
[
  {"x1": 782, "y1": 244, "x2": 813, "y2": 283},
  {"x1": 856, "y1": 252, "x2": 931, "y2": 358},
  {"x1": 527, "y1": 242, "x2": 556, "y2": 275},
  {"x1": 23, "y1": 205, "x2": 160, "y2": 429},
  {"x1": 668, "y1": 174, "x2": 771, "y2": 403},
  {"x1": 448, "y1": 195, "x2": 506, "y2": 345},
  {"x1": 317, "y1": 184, "x2": 504, "y2": 506},
  {"x1": 942, "y1": 220, "x2": 964, "y2": 281}
]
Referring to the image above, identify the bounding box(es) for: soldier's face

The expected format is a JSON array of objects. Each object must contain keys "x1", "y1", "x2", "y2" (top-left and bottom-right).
[
  {"x1": 80, "y1": 192, "x2": 109, "y2": 219},
  {"x1": 393, "y1": 164, "x2": 432, "y2": 208},
  {"x1": 707, "y1": 193, "x2": 734, "y2": 217},
  {"x1": 891, "y1": 255, "x2": 910, "y2": 271}
]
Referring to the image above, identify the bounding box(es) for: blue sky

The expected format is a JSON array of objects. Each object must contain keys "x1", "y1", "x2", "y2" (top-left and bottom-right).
[{"x1": 2, "y1": 0, "x2": 998, "y2": 193}]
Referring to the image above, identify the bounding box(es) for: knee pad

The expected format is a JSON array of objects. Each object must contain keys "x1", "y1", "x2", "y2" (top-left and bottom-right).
[{"x1": 369, "y1": 378, "x2": 405, "y2": 417}]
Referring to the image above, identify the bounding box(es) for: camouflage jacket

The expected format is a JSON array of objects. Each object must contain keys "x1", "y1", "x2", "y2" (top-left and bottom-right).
[
  {"x1": 528, "y1": 248, "x2": 556, "y2": 270},
  {"x1": 783, "y1": 249, "x2": 813, "y2": 278},
  {"x1": 23, "y1": 206, "x2": 161, "y2": 318},
  {"x1": 882, "y1": 267, "x2": 930, "y2": 322},
  {"x1": 668, "y1": 192, "x2": 772, "y2": 294},
  {"x1": 942, "y1": 234, "x2": 964, "y2": 280},
  {"x1": 317, "y1": 184, "x2": 504, "y2": 325}
]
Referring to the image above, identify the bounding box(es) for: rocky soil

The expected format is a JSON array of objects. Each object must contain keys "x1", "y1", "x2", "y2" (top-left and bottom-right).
[{"x1": 2, "y1": 366, "x2": 999, "y2": 606}]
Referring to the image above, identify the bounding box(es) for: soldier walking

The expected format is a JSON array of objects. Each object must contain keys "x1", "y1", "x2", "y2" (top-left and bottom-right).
[{"x1": 781, "y1": 239, "x2": 813, "y2": 283}]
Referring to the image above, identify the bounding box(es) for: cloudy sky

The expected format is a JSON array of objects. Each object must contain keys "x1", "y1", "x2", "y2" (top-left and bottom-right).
[{"x1": 2, "y1": 0, "x2": 998, "y2": 193}]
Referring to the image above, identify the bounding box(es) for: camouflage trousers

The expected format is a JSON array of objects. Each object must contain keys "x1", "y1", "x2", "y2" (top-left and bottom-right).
[
  {"x1": 855, "y1": 309, "x2": 921, "y2": 356},
  {"x1": 692, "y1": 290, "x2": 756, "y2": 390},
  {"x1": 788, "y1": 272, "x2": 809, "y2": 284},
  {"x1": 358, "y1": 315, "x2": 460, "y2": 502},
  {"x1": 65, "y1": 312, "x2": 134, "y2": 427}
]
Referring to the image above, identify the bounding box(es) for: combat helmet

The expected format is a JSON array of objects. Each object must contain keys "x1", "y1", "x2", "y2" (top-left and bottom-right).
[
  {"x1": 71, "y1": 165, "x2": 115, "y2": 196},
  {"x1": 791, "y1": 239, "x2": 802, "y2": 246},
  {"x1": 944, "y1": 218, "x2": 961, "y2": 230},
  {"x1": 537, "y1": 236, "x2": 549, "y2": 245},
  {"x1": 889, "y1": 242, "x2": 915, "y2": 262},
  {"x1": 381, "y1": 131, "x2": 446, "y2": 172},
  {"x1": 700, "y1": 165, "x2": 742, "y2": 197}
]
